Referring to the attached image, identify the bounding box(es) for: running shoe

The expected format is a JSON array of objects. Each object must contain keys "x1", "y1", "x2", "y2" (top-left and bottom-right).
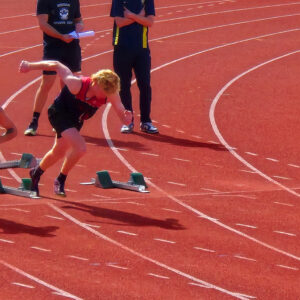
[
  {"x1": 120, "y1": 122, "x2": 134, "y2": 134},
  {"x1": 54, "y1": 179, "x2": 66, "y2": 197},
  {"x1": 140, "y1": 122, "x2": 159, "y2": 134},
  {"x1": 24, "y1": 120, "x2": 38, "y2": 136}
]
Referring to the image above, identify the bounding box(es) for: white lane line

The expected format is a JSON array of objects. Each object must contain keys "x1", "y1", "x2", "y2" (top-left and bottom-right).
[
  {"x1": 273, "y1": 202, "x2": 294, "y2": 207},
  {"x1": 107, "y1": 263, "x2": 128, "y2": 270},
  {"x1": 194, "y1": 247, "x2": 216, "y2": 253},
  {"x1": 273, "y1": 231, "x2": 296, "y2": 237},
  {"x1": 45, "y1": 215, "x2": 65, "y2": 220},
  {"x1": 30, "y1": 246, "x2": 52, "y2": 252},
  {"x1": 234, "y1": 255, "x2": 257, "y2": 262},
  {"x1": 272, "y1": 175, "x2": 291, "y2": 180},
  {"x1": 167, "y1": 181, "x2": 187, "y2": 187},
  {"x1": 162, "y1": 208, "x2": 181, "y2": 213},
  {"x1": 1, "y1": 260, "x2": 82, "y2": 299},
  {"x1": 288, "y1": 163, "x2": 300, "y2": 168},
  {"x1": 67, "y1": 255, "x2": 89, "y2": 261},
  {"x1": 12, "y1": 282, "x2": 35, "y2": 288},
  {"x1": 147, "y1": 273, "x2": 170, "y2": 279},
  {"x1": 154, "y1": 238, "x2": 176, "y2": 244},
  {"x1": 141, "y1": 152, "x2": 159, "y2": 157},
  {"x1": 49, "y1": 204, "x2": 248, "y2": 299},
  {"x1": 172, "y1": 157, "x2": 191, "y2": 162},
  {"x1": 117, "y1": 230, "x2": 138, "y2": 236},
  {"x1": 188, "y1": 282, "x2": 211, "y2": 288},
  {"x1": 9, "y1": 208, "x2": 30, "y2": 213},
  {"x1": 245, "y1": 152, "x2": 258, "y2": 156},
  {"x1": 0, "y1": 238, "x2": 15, "y2": 244},
  {"x1": 209, "y1": 50, "x2": 300, "y2": 200},
  {"x1": 276, "y1": 264, "x2": 298, "y2": 271},
  {"x1": 235, "y1": 224, "x2": 257, "y2": 229},
  {"x1": 266, "y1": 158, "x2": 279, "y2": 162}
]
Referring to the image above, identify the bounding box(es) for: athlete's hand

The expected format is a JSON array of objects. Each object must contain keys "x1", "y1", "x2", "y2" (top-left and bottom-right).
[
  {"x1": 61, "y1": 34, "x2": 74, "y2": 43},
  {"x1": 123, "y1": 110, "x2": 133, "y2": 125},
  {"x1": 19, "y1": 60, "x2": 30, "y2": 73},
  {"x1": 124, "y1": 8, "x2": 135, "y2": 19}
]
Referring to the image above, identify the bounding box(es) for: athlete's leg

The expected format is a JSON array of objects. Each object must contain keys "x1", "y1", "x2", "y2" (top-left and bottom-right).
[{"x1": 59, "y1": 128, "x2": 86, "y2": 175}]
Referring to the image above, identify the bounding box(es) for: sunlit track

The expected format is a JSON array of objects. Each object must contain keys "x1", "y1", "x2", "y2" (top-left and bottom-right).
[{"x1": 1, "y1": 0, "x2": 300, "y2": 299}]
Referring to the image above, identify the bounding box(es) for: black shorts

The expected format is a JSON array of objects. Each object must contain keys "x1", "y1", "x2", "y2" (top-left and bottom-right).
[
  {"x1": 48, "y1": 104, "x2": 83, "y2": 138},
  {"x1": 43, "y1": 40, "x2": 81, "y2": 75}
]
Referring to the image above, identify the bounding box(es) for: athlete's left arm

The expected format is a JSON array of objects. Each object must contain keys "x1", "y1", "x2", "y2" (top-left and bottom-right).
[
  {"x1": 108, "y1": 93, "x2": 133, "y2": 125},
  {"x1": 19, "y1": 60, "x2": 82, "y2": 95}
]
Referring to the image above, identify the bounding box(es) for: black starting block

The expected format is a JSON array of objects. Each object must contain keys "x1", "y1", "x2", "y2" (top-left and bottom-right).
[
  {"x1": 0, "y1": 178, "x2": 39, "y2": 199},
  {"x1": 0, "y1": 153, "x2": 38, "y2": 169},
  {"x1": 80, "y1": 170, "x2": 149, "y2": 193}
]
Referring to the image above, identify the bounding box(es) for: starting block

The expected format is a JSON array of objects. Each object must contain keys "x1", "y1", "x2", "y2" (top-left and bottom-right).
[
  {"x1": 0, "y1": 153, "x2": 38, "y2": 169},
  {"x1": 0, "y1": 178, "x2": 39, "y2": 199},
  {"x1": 80, "y1": 171, "x2": 149, "y2": 193}
]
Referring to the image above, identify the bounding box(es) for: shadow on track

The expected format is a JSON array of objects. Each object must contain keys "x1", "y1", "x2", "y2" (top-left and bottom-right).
[
  {"x1": 52, "y1": 198, "x2": 186, "y2": 230},
  {"x1": 0, "y1": 218, "x2": 58, "y2": 237}
]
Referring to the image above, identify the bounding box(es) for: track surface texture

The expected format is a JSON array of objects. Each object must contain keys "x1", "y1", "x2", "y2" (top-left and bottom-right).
[{"x1": 1, "y1": 0, "x2": 300, "y2": 299}]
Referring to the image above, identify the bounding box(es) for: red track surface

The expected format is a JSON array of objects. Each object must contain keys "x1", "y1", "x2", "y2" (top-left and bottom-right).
[{"x1": 1, "y1": 0, "x2": 300, "y2": 299}]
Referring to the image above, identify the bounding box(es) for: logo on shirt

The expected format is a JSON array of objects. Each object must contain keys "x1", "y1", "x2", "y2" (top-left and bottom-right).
[{"x1": 59, "y1": 8, "x2": 69, "y2": 20}]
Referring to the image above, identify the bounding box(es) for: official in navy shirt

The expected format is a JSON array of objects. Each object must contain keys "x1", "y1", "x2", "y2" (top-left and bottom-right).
[{"x1": 110, "y1": 0, "x2": 159, "y2": 134}]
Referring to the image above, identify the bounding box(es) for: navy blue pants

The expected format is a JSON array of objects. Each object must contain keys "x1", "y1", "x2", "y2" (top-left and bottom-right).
[{"x1": 113, "y1": 46, "x2": 152, "y2": 123}]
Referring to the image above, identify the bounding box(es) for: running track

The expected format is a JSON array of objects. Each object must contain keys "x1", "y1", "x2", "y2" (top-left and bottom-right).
[{"x1": 1, "y1": 0, "x2": 300, "y2": 299}]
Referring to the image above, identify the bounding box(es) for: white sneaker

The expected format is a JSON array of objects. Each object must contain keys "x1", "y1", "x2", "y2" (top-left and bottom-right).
[
  {"x1": 140, "y1": 122, "x2": 159, "y2": 134},
  {"x1": 121, "y1": 122, "x2": 134, "y2": 133}
]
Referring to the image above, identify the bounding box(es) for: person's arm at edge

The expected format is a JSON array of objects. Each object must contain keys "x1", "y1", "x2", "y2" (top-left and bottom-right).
[
  {"x1": 124, "y1": 8, "x2": 154, "y2": 27},
  {"x1": 0, "y1": 108, "x2": 17, "y2": 144},
  {"x1": 37, "y1": 14, "x2": 74, "y2": 43},
  {"x1": 107, "y1": 93, "x2": 133, "y2": 125},
  {"x1": 19, "y1": 60, "x2": 82, "y2": 95}
]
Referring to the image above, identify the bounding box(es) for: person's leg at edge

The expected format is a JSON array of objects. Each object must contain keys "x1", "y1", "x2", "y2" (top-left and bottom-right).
[
  {"x1": 25, "y1": 74, "x2": 56, "y2": 136},
  {"x1": 54, "y1": 128, "x2": 86, "y2": 196}
]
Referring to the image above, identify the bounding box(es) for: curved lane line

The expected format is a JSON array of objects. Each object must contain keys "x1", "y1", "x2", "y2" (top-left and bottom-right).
[
  {"x1": 0, "y1": 259, "x2": 82, "y2": 300},
  {"x1": 48, "y1": 203, "x2": 250, "y2": 300},
  {"x1": 209, "y1": 50, "x2": 300, "y2": 198}
]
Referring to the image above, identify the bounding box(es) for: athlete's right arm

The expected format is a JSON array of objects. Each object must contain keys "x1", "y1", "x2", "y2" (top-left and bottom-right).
[{"x1": 19, "y1": 60, "x2": 82, "y2": 94}]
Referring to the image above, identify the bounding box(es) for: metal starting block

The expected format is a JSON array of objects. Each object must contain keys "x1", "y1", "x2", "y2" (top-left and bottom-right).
[
  {"x1": 0, "y1": 153, "x2": 38, "y2": 169},
  {"x1": 0, "y1": 178, "x2": 39, "y2": 199},
  {"x1": 80, "y1": 170, "x2": 149, "y2": 193}
]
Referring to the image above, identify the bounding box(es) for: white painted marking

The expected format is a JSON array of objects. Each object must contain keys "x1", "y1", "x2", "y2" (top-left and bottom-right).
[
  {"x1": 31, "y1": 246, "x2": 51, "y2": 252},
  {"x1": 0, "y1": 175, "x2": 12, "y2": 180},
  {"x1": 1, "y1": 260, "x2": 82, "y2": 299},
  {"x1": 191, "y1": 135, "x2": 202, "y2": 139},
  {"x1": 83, "y1": 223, "x2": 101, "y2": 228},
  {"x1": 0, "y1": 238, "x2": 14, "y2": 244},
  {"x1": 114, "y1": 147, "x2": 128, "y2": 151},
  {"x1": 10, "y1": 208, "x2": 30, "y2": 213},
  {"x1": 273, "y1": 202, "x2": 294, "y2": 207},
  {"x1": 141, "y1": 152, "x2": 159, "y2": 157},
  {"x1": 65, "y1": 189, "x2": 77, "y2": 193},
  {"x1": 266, "y1": 157, "x2": 279, "y2": 162},
  {"x1": 172, "y1": 157, "x2": 191, "y2": 162},
  {"x1": 45, "y1": 215, "x2": 64, "y2": 220},
  {"x1": 194, "y1": 247, "x2": 216, "y2": 253},
  {"x1": 176, "y1": 130, "x2": 185, "y2": 133},
  {"x1": 288, "y1": 163, "x2": 300, "y2": 168},
  {"x1": 239, "y1": 169, "x2": 257, "y2": 174},
  {"x1": 12, "y1": 282, "x2": 35, "y2": 289},
  {"x1": 91, "y1": 194, "x2": 111, "y2": 199},
  {"x1": 67, "y1": 255, "x2": 89, "y2": 261},
  {"x1": 276, "y1": 264, "x2": 298, "y2": 271},
  {"x1": 162, "y1": 208, "x2": 181, "y2": 213},
  {"x1": 162, "y1": 124, "x2": 171, "y2": 128},
  {"x1": 234, "y1": 255, "x2": 256, "y2": 262},
  {"x1": 245, "y1": 152, "x2": 258, "y2": 156},
  {"x1": 117, "y1": 230, "x2": 138, "y2": 236},
  {"x1": 49, "y1": 204, "x2": 250, "y2": 299},
  {"x1": 148, "y1": 273, "x2": 170, "y2": 279},
  {"x1": 188, "y1": 282, "x2": 211, "y2": 288},
  {"x1": 235, "y1": 224, "x2": 257, "y2": 229},
  {"x1": 167, "y1": 181, "x2": 186, "y2": 187},
  {"x1": 201, "y1": 188, "x2": 220, "y2": 193},
  {"x1": 107, "y1": 263, "x2": 128, "y2": 270},
  {"x1": 273, "y1": 231, "x2": 296, "y2": 237},
  {"x1": 272, "y1": 176, "x2": 291, "y2": 180},
  {"x1": 154, "y1": 238, "x2": 176, "y2": 244}
]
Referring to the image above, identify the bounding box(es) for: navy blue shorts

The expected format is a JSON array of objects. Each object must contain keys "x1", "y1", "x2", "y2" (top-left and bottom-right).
[
  {"x1": 48, "y1": 104, "x2": 83, "y2": 138},
  {"x1": 43, "y1": 40, "x2": 81, "y2": 75}
]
